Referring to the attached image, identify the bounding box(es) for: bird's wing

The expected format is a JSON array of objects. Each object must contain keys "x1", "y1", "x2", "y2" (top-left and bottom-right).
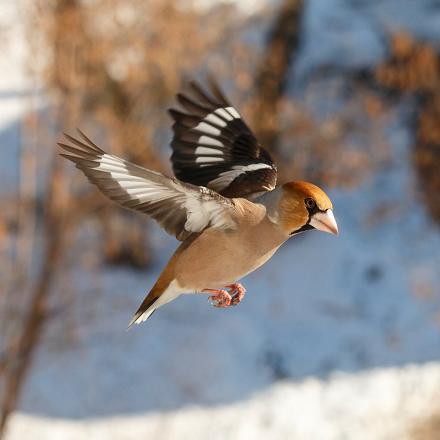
[
  {"x1": 59, "y1": 130, "x2": 237, "y2": 241},
  {"x1": 169, "y1": 78, "x2": 277, "y2": 199}
]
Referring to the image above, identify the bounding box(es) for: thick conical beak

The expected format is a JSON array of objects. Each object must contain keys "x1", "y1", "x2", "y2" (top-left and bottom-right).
[{"x1": 309, "y1": 209, "x2": 338, "y2": 235}]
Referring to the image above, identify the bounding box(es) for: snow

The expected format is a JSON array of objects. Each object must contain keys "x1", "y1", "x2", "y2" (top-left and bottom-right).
[
  {"x1": 7, "y1": 363, "x2": 440, "y2": 440},
  {"x1": 0, "y1": 1, "x2": 46, "y2": 195},
  {"x1": 0, "y1": 2, "x2": 28, "y2": 194},
  {"x1": 3, "y1": 0, "x2": 440, "y2": 439}
]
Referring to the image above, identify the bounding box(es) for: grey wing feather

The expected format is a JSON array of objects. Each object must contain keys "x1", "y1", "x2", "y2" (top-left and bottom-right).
[{"x1": 59, "y1": 130, "x2": 236, "y2": 240}]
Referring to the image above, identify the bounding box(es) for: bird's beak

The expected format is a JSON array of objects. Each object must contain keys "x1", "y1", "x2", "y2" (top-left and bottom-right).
[{"x1": 309, "y1": 209, "x2": 338, "y2": 235}]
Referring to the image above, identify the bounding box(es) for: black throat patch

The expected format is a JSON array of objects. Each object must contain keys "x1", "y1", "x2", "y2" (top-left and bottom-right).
[{"x1": 289, "y1": 205, "x2": 324, "y2": 236}]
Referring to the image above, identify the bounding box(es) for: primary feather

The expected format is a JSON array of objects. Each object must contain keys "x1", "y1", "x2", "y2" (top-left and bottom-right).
[
  {"x1": 59, "y1": 130, "x2": 237, "y2": 241},
  {"x1": 169, "y1": 78, "x2": 277, "y2": 199}
]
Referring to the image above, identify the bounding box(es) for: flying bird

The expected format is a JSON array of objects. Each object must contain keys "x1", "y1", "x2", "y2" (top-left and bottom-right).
[{"x1": 59, "y1": 78, "x2": 338, "y2": 327}]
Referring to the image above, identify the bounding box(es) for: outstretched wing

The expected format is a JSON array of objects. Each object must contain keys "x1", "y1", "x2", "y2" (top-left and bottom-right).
[
  {"x1": 169, "y1": 78, "x2": 277, "y2": 199},
  {"x1": 59, "y1": 130, "x2": 236, "y2": 241}
]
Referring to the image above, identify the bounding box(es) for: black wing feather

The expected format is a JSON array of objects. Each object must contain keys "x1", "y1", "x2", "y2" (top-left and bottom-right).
[{"x1": 169, "y1": 79, "x2": 277, "y2": 199}]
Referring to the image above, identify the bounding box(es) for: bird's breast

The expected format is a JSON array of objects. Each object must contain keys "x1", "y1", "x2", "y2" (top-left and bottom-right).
[{"x1": 174, "y1": 219, "x2": 286, "y2": 290}]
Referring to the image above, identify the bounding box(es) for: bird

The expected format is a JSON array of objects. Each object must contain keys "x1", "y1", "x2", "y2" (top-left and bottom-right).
[{"x1": 58, "y1": 78, "x2": 338, "y2": 327}]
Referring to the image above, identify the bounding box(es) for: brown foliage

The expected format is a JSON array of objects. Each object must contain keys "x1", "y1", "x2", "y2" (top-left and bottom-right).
[
  {"x1": 414, "y1": 93, "x2": 440, "y2": 223},
  {"x1": 376, "y1": 32, "x2": 440, "y2": 225},
  {"x1": 376, "y1": 32, "x2": 439, "y2": 92},
  {"x1": 38, "y1": 0, "x2": 251, "y2": 267},
  {"x1": 410, "y1": 410, "x2": 440, "y2": 440},
  {"x1": 252, "y1": 0, "x2": 304, "y2": 151}
]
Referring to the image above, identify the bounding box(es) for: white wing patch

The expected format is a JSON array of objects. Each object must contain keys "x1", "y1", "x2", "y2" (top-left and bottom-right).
[
  {"x1": 194, "y1": 122, "x2": 221, "y2": 136},
  {"x1": 184, "y1": 195, "x2": 230, "y2": 232},
  {"x1": 192, "y1": 107, "x2": 242, "y2": 165},
  {"x1": 209, "y1": 163, "x2": 273, "y2": 191},
  {"x1": 195, "y1": 156, "x2": 224, "y2": 163},
  {"x1": 204, "y1": 113, "x2": 227, "y2": 127},
  {"x1": 94, "y1": 155, "x2": 166, "y2": 200},
  {"x1": 238, "y1": 164, "x2": 273, "y2": 172},
  {"x1": 90, "y1": 153, "x2": 234, "y2": 235},
  {"x1": 195, "y1": 146, "x2": 223, "y2": 155},
  {"x1": 225, "y1": 106, "x2": 240, "y2": 119},
  {"x1": 214, "y1": 108, "x2": 233, "y2": 121},
  {"x1": 198, "y1": 136, "x2": 223, "y2": 147}
]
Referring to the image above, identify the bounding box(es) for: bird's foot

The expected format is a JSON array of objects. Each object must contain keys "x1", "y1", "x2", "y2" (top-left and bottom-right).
[
  {"x1": 203, "y1": 288, "x2": 232, "y2": 308},
  {"x1": 226, "y1": 283, "x2": 246, "y2": 306}
]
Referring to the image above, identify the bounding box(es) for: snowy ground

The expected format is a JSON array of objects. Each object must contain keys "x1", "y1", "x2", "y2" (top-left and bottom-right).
[
  {"x1": 7, "y1": 363, "x2": 440, "y2": 440},
  {"x1": 3, "y1": 0, "x2": 440, "y2": 439}
]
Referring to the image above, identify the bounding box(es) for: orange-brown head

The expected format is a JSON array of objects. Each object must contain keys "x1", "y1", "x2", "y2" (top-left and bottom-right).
[{"x1": 278, "y1": 181, "x2": 338, "y2": 236}]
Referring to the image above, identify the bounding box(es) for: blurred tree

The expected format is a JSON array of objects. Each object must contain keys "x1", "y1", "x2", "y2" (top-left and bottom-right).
[
  {"x1": 253, "y1": 0, "x2": 304, "y2": 153},
  {"x1": 38, "y1": 0, "x2": 243, "y2": 267},
  {"x1": 250, "y1": 0, "x2": 387, "y2": 189},
  {"x1": 375, "y1": 32, "x2": 440, "y2": 225},
  {"x1": 0, "y1": 0, "x2": 78, "y2": 433},
  {"x1": 0, "y1": 1, "x2": 261, "y2": 434}
]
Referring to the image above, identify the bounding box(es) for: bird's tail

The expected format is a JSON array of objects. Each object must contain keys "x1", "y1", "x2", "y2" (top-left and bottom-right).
[{"x1": 127, "y1": 279, "x2": 182, "y2": 328}]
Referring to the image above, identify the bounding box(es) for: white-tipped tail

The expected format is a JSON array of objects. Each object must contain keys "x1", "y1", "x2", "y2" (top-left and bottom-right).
[
  {"x1": 127, "y1": 308, "x2": 156, "y2": 328},
  {"x1": 127, "y1": 280, "x2": 182, "y2": 329}
]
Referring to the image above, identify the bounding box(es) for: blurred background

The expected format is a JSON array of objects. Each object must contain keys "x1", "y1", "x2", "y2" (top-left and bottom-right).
[{"x1": 1, "y1": 0, "x2": 440, "y2": 438}]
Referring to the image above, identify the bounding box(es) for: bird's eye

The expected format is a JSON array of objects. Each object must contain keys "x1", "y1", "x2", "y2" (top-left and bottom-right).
[{"x1": 305, "y1": 198, "x2": 316, "y2": 209}]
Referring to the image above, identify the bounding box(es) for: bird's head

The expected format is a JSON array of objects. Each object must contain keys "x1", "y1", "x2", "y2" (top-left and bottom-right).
[{"x1": 278, "y1": 181, "x2": 338, "y2": 236}]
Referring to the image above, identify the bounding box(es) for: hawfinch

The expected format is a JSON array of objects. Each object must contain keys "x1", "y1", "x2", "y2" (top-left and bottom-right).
[{"x1": 59, "y1": 79, "x2": 338, "y2": 327}]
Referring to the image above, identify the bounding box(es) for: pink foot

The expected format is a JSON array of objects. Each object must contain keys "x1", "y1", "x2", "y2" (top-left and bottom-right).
[
  {"x1": 202, "y1": 288, "x2": 232, "y2": 308},
  {"x1": 226, "y1": 283, "x2": 246, "y2": 306}
]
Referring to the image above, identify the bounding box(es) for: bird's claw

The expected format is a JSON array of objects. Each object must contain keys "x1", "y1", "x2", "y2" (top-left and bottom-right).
[
  {"x1": 203, "y1": 284, "x2": 246, "y2": 308},
  {"x1": 204, "y1": 289, "x2": 232, "y2": 308},
  {"x1": 226, "y1": 283, "x2": 246, "y2": 306}
]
